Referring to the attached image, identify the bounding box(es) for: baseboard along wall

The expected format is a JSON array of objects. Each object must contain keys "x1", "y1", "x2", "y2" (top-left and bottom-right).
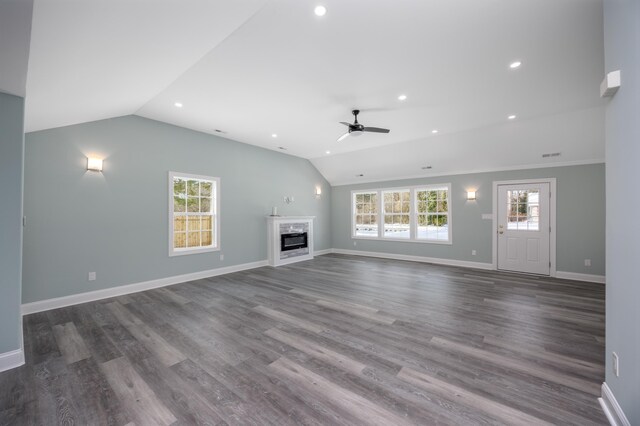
[
  {"x1": 20, "y1": 248, "x2": 605, "y2": 317},
  {"x1": 599, "y1": 382, "x2": 631, "y2": 426},
  {"x1": 0, "y1": 349, "x2": 25, "y2": 373}
]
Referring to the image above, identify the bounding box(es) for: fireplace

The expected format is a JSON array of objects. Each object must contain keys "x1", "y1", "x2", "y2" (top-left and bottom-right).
[
  {"x1": 281, "y1": 232, "x2": 308, "y2": 252},
  {"x1": 267, "y1": 216, "x2": 315, "y2": 266}
]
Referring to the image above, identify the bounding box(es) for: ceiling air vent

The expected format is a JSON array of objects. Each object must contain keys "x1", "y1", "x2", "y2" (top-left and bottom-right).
[{"x1": 542, "y1": 152, "x2": 561, "y2": 158}]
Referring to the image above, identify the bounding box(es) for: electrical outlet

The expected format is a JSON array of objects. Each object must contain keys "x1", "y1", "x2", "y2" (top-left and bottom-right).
[
  {"x1": 353, "y1": 241, "x2": 357, "y2": 246},
  {"x1": 471, "y1": 250, "x2": 477, "y2": 256},
  {"x1": 584, "y1": 259, "x2": 591, "y2": 267},
  {"x1": 88, "y1": 272, "x2": 96, "y2": 281},
  {"x1": 612, "y1": 352, "x2": 619, "y2": 377},
  {"x1": 220, "y1": 254, "x2": 224, "y2": 261}
]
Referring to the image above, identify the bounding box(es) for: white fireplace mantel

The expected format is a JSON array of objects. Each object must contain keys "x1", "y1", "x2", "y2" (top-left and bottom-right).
[{"x1": 267, "y1": 216, "x2": 314, "y2": 267}]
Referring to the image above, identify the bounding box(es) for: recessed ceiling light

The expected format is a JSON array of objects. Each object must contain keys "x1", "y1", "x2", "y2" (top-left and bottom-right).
[
  {"x1": 214, "y1": 129, "x2": 226, "y2": 134},
  {"x1": 509, "y1": 61, "x2": 522, "y2": 69},
  {"x1": 278, "y1": 146, "x2": 287, "y2": 150},
  {"x1": 272, "y1": 134, "x2": 278, "y2": 138},
  {"x1": 356, "y1": 173, "x2": 364, "y2": 177},
  {"x1": 174, "y1": 102, "x2": 183, "y2": 108},
  {"x1": 314, "y1": 5, "x2": 327, "y2": 16},
  {"x1": 421, "y1": 166, "x2": 433, "y2": 170},
  {"x1": 398, "y1": 94, "x2": 407, "y2": 101},
  {"x1": 325, "y1": 150, "x2": 331, "y2": 154},
  {"x1": 431, "y1": 129, "x2": 439, "y2": 134},
  {"x1": 508, "y1": 115, "x2": 517, "y2": 120}
]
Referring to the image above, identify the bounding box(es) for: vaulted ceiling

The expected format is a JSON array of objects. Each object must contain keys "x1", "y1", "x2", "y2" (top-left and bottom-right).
[{"x1": 7, "y1": 0, "x2": 605, "y2": 185}]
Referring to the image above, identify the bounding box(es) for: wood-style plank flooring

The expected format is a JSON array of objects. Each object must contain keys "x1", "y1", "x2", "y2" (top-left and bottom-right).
[{"x1": 0, "y1": 254, "x2": 607, "y2": 425}]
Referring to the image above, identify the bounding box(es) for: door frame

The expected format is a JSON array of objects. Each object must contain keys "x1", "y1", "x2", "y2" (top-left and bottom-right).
[{"x1": 491, "y1": 178, "x2": 557, "y2": 276}]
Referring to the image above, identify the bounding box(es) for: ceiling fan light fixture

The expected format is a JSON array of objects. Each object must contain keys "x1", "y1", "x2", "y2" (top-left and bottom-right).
[
  {"x1": 350, "y1": 130, "x2": 364, "y2": 137},
  {"x1": 314, "y1": 5, "x2": 327, "y2": 16}
]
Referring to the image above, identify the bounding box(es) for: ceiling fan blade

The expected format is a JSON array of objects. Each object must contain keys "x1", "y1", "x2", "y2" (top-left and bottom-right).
[
  {"x1": 339, "y1": 122, "x2": 352, "y2": 127},
  {"x1": 363, "y1": 127, "x2": 390, "y2": 133},
  {"x1": 337, "y1": 132, "x2": 350, "y2": 142}
]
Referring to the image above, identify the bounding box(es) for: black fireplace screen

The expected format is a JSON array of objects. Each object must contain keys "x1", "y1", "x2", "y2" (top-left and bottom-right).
[{"x1": 281, "y1": 232, "x2": 308, "y2": 251}]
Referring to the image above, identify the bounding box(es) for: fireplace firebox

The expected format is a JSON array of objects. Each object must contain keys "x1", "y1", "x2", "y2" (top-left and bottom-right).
[{"x1": 280, "y1": 232, "x2": 308, "y2": 252}]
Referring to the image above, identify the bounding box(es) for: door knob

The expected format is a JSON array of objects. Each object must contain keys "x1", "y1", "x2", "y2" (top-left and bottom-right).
[{"x1": 498, "y1": 230, "x2": 504, "y2": 234}]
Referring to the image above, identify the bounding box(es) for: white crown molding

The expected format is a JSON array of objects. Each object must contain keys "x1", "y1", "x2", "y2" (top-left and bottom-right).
[
  {"x1": 0, "y1": 349, "x2": 25, "y2": 373},
  {"x1": 599, "y1": 382, "x2": 631, "y2": 426},
  {"x1": 330, "y1": 159, "x2": 605, "y2": 187},
  {"x1": 21, "y1": 259, "x2": 269, "y2": 315},
  {"x1": 556, "y1": 271, "x2": 606, "y2": 284}
]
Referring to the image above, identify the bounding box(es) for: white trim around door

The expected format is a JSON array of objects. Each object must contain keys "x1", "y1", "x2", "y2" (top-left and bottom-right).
[{"x1": 492, "y1": 178, "x2": 557, "y2": 277}]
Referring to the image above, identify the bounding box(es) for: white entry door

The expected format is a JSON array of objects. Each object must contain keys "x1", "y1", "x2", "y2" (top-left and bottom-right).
[{"x1": 497, "y1": 182, "x2": 550, "y2": 275}]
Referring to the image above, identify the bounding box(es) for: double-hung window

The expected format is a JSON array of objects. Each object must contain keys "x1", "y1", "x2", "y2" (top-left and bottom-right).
[
  {"x1": 169, "y1": 172, "x2": 220, "y2": 256},
  {"x1": 353, "y1": 191, "x2": 378, "y2": 237},
  {"x1": 351, "y1": 183, "x2": 452, "y2": 243},
  {"x1": 415, "y1": 186, "x2": 450, "y2": 241},
  {"x1": 382, "y1": 189, "x2": 410, "y2": 239}
]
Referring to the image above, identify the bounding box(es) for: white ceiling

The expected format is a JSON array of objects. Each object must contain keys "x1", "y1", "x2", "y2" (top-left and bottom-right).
[{"x1": 23, "y1": 0, "x2": 605, "y2": 185}]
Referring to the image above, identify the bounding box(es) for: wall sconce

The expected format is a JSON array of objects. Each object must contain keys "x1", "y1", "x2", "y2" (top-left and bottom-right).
[
  {"x1": 87, "y1": 157, "x2": 103, "y2": 172},
  {"x1": 467, "y1": 190, "x2": 476, "y2": 201},
  {"x1": 315, "y1": 186, "x2": 322, "y2": 197}
]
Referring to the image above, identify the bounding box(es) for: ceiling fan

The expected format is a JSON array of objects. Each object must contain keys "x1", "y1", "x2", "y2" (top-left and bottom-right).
[{"x1": 337, "y1": 109, "x2": 390, "y2": 142}]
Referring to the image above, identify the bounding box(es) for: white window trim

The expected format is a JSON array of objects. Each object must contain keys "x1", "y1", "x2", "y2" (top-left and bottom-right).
[
  {"x1": 169, "y1": 171, "x2": 221, "y2": 257},
  {"x1": 351, "y1": 183, "x2": 452, "y2": 245}
]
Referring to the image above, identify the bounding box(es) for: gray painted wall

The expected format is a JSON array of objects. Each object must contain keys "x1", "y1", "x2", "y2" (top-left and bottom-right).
[
  {"x1": 0, "y1": 92, "x2": 25, "y2": 353},
  {"x1": 331, "y1": 164, "x2": 605, "y2": 276},
  {"x1": 604, "y1": 0, "x2": 640, "y2": 422},
  {"x1": 23, "y1": 115, "x2": 331, "y2": 303}
]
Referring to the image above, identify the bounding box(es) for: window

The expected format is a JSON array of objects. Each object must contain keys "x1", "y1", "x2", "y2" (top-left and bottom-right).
[
  {"x1": 416, "y1": 186, "x2": 450, "y2": 241},
  {"x1": 383, "y1": 189, "x2": 410, "y2": 239},
  {"x1": 506, "y1": 189, "x2": 539, "y2": 230},
  {"x1": 169, "y1": 172, "x2": 220, "y2": 256},
  {"x1": 351, "y1": 183, "x2": 452, "y2": 244},
  {"x1": 353, "y1": 191, "x2": 378, "y2": 237}
]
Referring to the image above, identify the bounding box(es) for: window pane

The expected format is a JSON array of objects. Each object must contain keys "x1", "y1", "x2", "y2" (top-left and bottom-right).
[
  {"x1": 174, "y1": 232, "x2": 186, "y2": 248},
  {"x1": 174, "y1": 196, "x2": 186, "y2": 212},
  {"x1": 187, "y1": 180, "x2": 199, "y2": 196},
  {"x1": 384, "y1": 192, "x2": 393, "y2": 203},
  {"x1": 201, "y1": 215, "x2": 212, "y2": 230},
  {"x1": 201, "y1": 182, "x2": 212, "y2": 197},
  {"x1": 187, "y1": 197, "x2": 199, "y2": 212},
  {"x1": 402, "y1": 201, "x2": 410, "y2": 213},
  {"x1": 356, "y1": 214, "x2": 363, "y2": 224},
  {"x1": 356, "y1": 203, "x2": 364, "y2": 214},
  {"x1": 174, "y1": 216, "x2": 186, "y2": 232},
  {"x1": 401, "y1": 191, "x2": 410, "y2": 202},
  {"x1": 417, "y1": 201, "x2": 427, "y2": 213},
  {"x1": 187, "y1": 216, "x2": 201, "y2": 231},
  {"x1": 363, "y1": 193, "x2": 370, "y2": 203},
  {"x1": 201, "y1": 197, "x2": 211, "y2": 213},
  {"x1": 201, "y1": 231, "x2": 212, "y2": 246},
  {"x1": 187, "y1": 231, "x2": 200, "y2": 247},
  {"x1": 355, "y1": 194, "x2": 364, "y2": 202},
  {"x1": 174, "y1": 178, "x2": 186, "y2": 195},
  {"x1": 384, "y1": 202, "x2": 393, "y2": 213}
]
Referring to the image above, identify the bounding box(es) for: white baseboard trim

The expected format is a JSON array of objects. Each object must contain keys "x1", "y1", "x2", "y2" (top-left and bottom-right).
[
  {"x1": 314, "y1": 249, "x2": 333, "y2": 256},
  {"x1": 556, "y1": 271, "x2": 606, "y2": 284},
  {"x1": 0, "y1": 349, "x2": 25, "y2": 373},
  {"x1": 599, "y1": 382, "x2": 631, "y2": 426},
  {"x1": 21, "y1": 260, "x2": 269, "y2": 315},
  {"x1": 330, "y1": 248, "x2": 494, "y2": 271}
]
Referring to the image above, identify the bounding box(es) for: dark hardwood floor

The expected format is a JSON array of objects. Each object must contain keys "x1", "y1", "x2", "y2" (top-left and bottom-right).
[{"x1": 0, "y1": 254, "x2": 607, "y2": 425}]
